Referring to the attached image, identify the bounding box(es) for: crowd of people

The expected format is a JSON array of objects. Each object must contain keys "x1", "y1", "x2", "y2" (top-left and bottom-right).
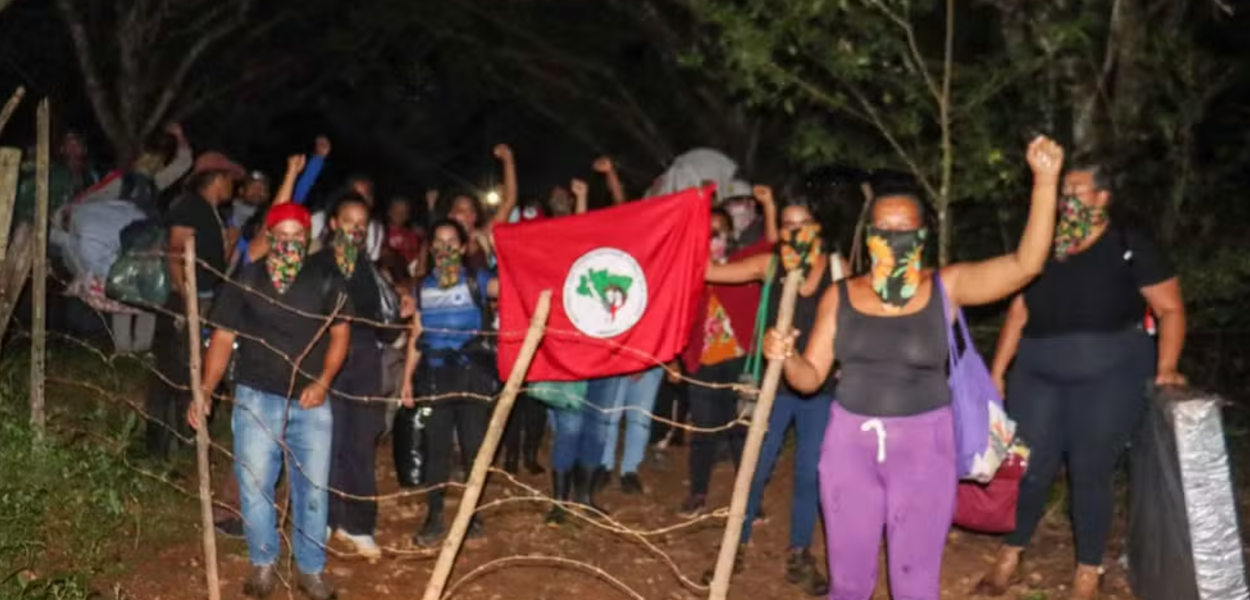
[{"x1": 20, "y1": 123, "x2": 1188, "y2": 600}]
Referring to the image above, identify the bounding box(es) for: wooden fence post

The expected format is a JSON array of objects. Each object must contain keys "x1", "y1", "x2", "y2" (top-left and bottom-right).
[
  {"x1": 0, "y1": 146, "x2": 22, "y2": 262},
  {"x1": 708, "y1": 270, "x2": 802, "y2": 600},
  {"x1": 0, "y1": 86, "x2": 24, "y2": 137},
  {"x1": 29, "y1": 99, "x2": 48, "y2": 435},
  {"x1": 182, "y1": 237, "x2": 221, "y2": 600},
  {"x1": 421, "y1": 290, "x2": 553, "y2": 600}
]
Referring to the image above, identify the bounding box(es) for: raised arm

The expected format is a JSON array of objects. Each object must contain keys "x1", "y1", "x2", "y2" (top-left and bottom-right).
[
  {"x1": 942, "y1": 137, "x2": 1064, "y2": 307},
  {"x1": 571, "y1": 178, "x2": 589, "y2": 215},
  {"x1": 765, "y1": 285, "x2": 839, "y2": 394},
  {"x1": 990, "y1": 294, "x2": 1028, "y2": 396},
  {"x1": 154, "y1": 123, "x2": 193, "y2": 191},
  {"x1": 491, "y1": 144, "x2": 517, "y2": 226},
  {"x1": 594, "y1": 157, "x2": 626, "y2": 205},
  {"x1": 755, "y1": 185, "x2": 779, "y2": 245},
  {"x1": 706, "y1": 253, "x2": 771, "y2": 284},
  {"x1": 271, "y1": 154, "x2": 307, "y2": 207},
  {"x1": 292, "y1": 136, "x2": 330, "y2": 205}
]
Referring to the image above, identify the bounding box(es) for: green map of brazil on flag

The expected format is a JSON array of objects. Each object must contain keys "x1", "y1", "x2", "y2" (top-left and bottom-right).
[{"x1": 493, "y1": 186, "x2": 712, "y2": 381}]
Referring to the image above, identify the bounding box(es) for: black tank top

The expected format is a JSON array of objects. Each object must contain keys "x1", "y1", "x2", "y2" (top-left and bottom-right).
[
  {"x1": 834, "y1": 279, "x2": 950, "y2": 417},
  {"x1": 767, "y1": 260, "x2": 834, "y2": 397}
]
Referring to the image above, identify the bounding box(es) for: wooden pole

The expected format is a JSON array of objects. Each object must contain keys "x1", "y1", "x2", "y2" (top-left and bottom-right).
[
  {"x1": 708, "y1": 270, "x2": 803, "y2": 600},
  {"x1": 421, "y1": 290, "x2": 553, "y2": 600},
  {"x1": 29, "y1": 99, "x2": 48, "y2": 435},
  {"x1": 0, "y1": 223, "x2": 33, "y2": 351},
  {"x1": 182, "y1": 237, "x2": 221, "y2": 600},
  {"x1": 0, "y1": 146, "x2": 22, "y2": 262},
  {"x1": 0, "y1": 86, "x2": 24, "y2": 137}
]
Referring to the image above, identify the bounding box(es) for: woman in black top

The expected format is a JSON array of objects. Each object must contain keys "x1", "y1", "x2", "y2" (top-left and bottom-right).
[
  {"x1": 979, "y1": 163, "x2": 1187, "y2": 600},
  {"x1": 765, "y1": 137, "x2": 1065, "y2": 600},
  {"x1": 704, "y1": 189, "x2": 846, "y2": 596},
  {"x1": 318, "y1": 193, "x2": 393, "y2": 560}
]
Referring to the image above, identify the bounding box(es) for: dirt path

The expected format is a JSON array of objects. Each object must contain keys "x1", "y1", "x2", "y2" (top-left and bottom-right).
[{"x1": 114, "y1": 439, "x2": 1139, "y2": 600}]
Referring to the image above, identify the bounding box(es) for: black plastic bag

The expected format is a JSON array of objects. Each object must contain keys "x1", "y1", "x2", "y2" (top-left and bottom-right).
[{"x1": 392, "y1": 404, "x2": 431, "y2": 488}]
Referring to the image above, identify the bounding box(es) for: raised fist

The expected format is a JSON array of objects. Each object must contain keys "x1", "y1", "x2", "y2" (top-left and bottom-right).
[
  {"x1": 164, "y1": 122, "x2": 184, "y2": 139},
  {"x1": 570, "y1": 178, "x2": 588, "y2": 198},
  {"x1": 753, "y1": 185, "x2": 774, "y2": 205},
  {"x1": 593, "y1": 157, "x2": 614, "y2": 174},
  {"x1": 493, "y1": 144, "x2": 513, "y2": 162},
  {"x1": 1026, "y1": 136, "x2": 1064, "y2": 180},
  {"x1": 286, "y1": 154, "x2": 307, "y2": 175}
]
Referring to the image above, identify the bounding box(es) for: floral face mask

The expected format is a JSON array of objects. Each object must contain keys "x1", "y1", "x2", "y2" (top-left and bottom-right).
[
  {"x1": 433, "y1": 243, "x2": 463, "y2": 289},
  {"x1": 1054, "y1": 195, "x2": 1108, "y2": 260},
  {"x1": 865, "y1": 226, "x2": 926, "y2": 310},
  {"x1": 780, "y1": 223, "x2": 823, "y2": 280},
  {"x1": 332, "y1": 227, "x2": 366, "y2": 277},
  {"x1": 266, "y1": 236, "x2": 307, "y2": 294}
]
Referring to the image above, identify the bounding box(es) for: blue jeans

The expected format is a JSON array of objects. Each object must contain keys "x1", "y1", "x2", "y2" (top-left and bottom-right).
[
  {"x1": 741, "y1": 393, "x2": 832, "y2": 549},
  {"x1": 550, "y1": 376, "x2": 618, "y2": 473},
  {"x1": 233, "y1": 384, "x2": 334, "y2": 574},
  {"x1": 600, "y1": 367, "x2": 663, "y2": 474}
]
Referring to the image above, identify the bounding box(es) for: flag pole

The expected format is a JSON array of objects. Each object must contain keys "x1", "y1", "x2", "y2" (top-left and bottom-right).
[
  {"x1": 422, "y1": 289, "x2": 553, "y2": 600},
  {"x1": 708, "y1": 269, "x2": 803, "y2": 600}
]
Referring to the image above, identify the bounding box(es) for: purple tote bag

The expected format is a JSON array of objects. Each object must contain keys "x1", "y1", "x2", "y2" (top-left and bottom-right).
[{"x1": 935, "y1": 273, "x2": 1015, "y2": 482}]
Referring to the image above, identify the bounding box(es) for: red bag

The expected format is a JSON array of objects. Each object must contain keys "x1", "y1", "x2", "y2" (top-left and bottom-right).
[{"x1": 953, "y1": 452, "x2": 1027, "y2": 533}]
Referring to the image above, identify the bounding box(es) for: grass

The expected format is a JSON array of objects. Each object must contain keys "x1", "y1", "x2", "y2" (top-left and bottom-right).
[{"x1": 0, "y1": 340, "x2": 195, "y2": 600}]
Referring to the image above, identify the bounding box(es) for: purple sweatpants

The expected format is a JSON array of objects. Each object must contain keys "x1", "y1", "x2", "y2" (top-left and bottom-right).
[{"x1": 819, "y1": 403, "x2": 956, "y2": 600}]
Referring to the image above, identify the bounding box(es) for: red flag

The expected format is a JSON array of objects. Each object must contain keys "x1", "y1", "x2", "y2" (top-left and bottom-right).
[{"x1": 494, "y1": 186, "x2": 712, "y2": 381}]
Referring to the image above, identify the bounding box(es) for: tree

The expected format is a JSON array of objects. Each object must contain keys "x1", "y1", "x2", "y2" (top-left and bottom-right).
[{"x1": 55, "y1": 0, "x2": 256, "y2": 162}]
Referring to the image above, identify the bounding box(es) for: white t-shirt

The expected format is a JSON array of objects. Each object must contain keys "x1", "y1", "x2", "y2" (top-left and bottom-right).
[{"x1": 310, "y1": 210, "x2": 383, "y2": 261}]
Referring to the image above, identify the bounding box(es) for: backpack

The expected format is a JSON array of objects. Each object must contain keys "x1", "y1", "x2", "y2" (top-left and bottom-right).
[{"x1": 414, "y1": 268, "x2": 497, "y2": 356}]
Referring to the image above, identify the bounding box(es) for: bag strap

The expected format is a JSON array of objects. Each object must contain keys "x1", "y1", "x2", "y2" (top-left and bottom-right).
[
  {"x1": 743, "y1": 256, "x2": 778, "y2": 381},
  {"x1": 464, "y1": 267, "x2": 494, "y2": 331},
  {"x1": 933, "y1": 271, "x2": 964, "y2": 371}
]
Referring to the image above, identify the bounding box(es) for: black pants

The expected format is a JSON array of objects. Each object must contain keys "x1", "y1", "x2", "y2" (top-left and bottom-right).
[
  {"x1": 145, "y1": 295, "x2": 203, "y2": 458},
  {"x1": 420, "y1": 360, "x2": 492, "y2": 510},
  {"x1": 687, "y1": 358, "x2": 747, "y2": 497},
  {"x1": 328, "y1": 340, "x2": 386, "y2": 535},
  {"x1": 650, "y1": 378, "x2": 689, "y2": 445},
  {"x1": 1004, "y1": 329, "x2": 1154, "y2": 566},
  {"x1": 502, "y1": 394, "x2": 547, "y2": 467}
]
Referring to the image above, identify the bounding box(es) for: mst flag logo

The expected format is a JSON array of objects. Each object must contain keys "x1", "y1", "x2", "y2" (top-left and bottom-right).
[{"x1": 563, "y1": 248, "x2": 648, "y2": 338}]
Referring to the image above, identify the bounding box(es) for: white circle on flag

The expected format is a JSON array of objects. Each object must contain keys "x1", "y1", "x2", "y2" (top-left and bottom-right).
[{"x1": 563, "y1": 248, "x2": 648, "y2": 339}]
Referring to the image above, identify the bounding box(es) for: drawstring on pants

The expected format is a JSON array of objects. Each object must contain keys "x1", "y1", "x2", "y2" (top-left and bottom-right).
[{"x1": 860, "y1": 419, "x2": 886, "y2": 463}]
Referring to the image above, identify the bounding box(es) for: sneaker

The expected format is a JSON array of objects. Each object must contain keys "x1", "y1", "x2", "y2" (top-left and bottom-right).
[
  {"x1": 620, "y1": 473, "x2": 644, "y2": 495},
  {"x1": 214, "y1": 517, "x2": 245, "y2": 539},
  {"x1": 678, "y1": 494, "x2": 707, "y2": 518},
  {"x1": 785, "y1": 548, "x2": 829, "y2": 596},
  {"x1": 295, "y1": 572, "x2": 337, "y2": 600},
  {"x1": 335, "y1": 531, "x2": 382, "y2": 560},
  {"x1": 242, "y1": 565, "x2": 277, "y2": 598}
]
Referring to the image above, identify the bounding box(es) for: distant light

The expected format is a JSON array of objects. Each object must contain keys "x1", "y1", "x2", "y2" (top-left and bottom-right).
[{"x1": 485, "y1": 190, "x2": 501, "y2": 206}]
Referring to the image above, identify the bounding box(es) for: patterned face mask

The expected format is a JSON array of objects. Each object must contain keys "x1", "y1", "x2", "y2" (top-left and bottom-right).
[
  {"x1": 866, "y1": 226, "x2": 926, "y2": 310},
  {"x1": 433, "y1": 243, "x2": 463, "y2": 289},
  {"x1": 1054, "y1": 195, "x2": 1108, "y2": 260},
  {"x1": 780, "y1": 223, "x2": 823, "y2": 279},
  {"x1": 266, "y1": 236, "x2": 307, "y2": 294},
  {"x1": 332, "y1": 227, "x2": 366, "y2": 276}
]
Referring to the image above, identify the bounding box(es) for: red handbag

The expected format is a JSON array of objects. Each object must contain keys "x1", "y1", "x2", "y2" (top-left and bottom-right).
[{"x1": 954, "y1": 451, "x2": 1028, "y2": 534}]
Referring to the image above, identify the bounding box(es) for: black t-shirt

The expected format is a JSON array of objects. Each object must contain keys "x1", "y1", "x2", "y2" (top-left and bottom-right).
[
  {"x1": 210, "y1": 258, "x2": 354, "y2": 397},
  {"x1": 166, "y1": 193, "x2": 226, "y2": 295},
  {"x1": 306, "y1": 249, "x2": 381, "y2": 339},
  {"x1": 1023, "y1": 225, "x2": 1173, "y2": 338},
  {"x1": 766, "y1": 258, "x2": 835, "y2": 397}
]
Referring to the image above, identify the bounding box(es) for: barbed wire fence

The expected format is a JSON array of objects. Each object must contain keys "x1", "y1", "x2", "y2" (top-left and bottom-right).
[{"x1": 4, "y1": 231, "x2": 806, "y2": 600}]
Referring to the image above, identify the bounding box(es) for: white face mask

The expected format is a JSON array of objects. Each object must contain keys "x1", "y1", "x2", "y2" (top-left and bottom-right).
[{"x1": 725, "y1": 201, "x2": 755, "y2": 235}]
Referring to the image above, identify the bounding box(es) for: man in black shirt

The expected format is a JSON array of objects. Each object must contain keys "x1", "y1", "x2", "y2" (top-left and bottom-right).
[
  {"x1": 146, "y1": 151, "x2": 243, "y2": 459},
  {"x1": 189, "y1": 202, "x2": 350, "y2": 600}
]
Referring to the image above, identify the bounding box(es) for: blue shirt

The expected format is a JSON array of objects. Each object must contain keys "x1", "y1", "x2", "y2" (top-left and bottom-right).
[{"x1": 418, "y1": 268, "x2": 492, "y2": 356}]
